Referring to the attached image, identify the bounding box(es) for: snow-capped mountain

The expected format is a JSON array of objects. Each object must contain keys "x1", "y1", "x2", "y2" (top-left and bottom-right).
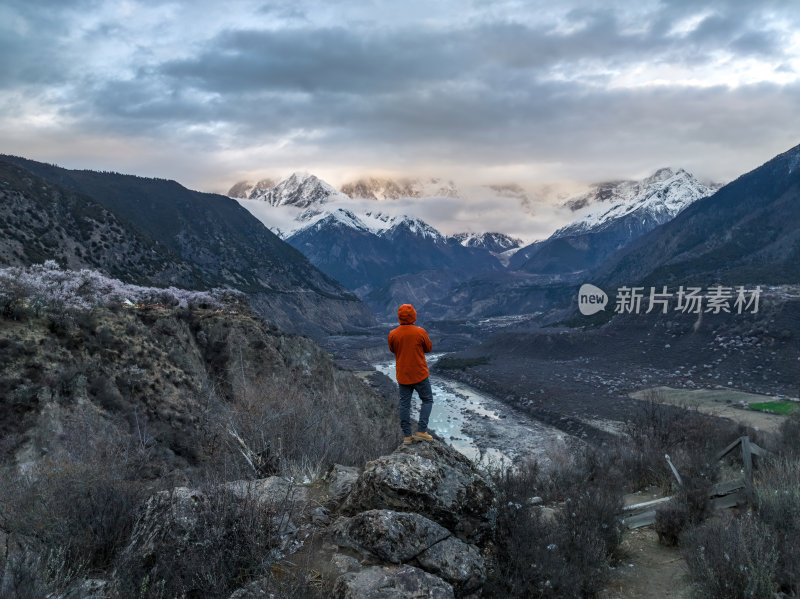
[
  {"x1": 510, "y1": 167, "x2": 716, "y2": 274},
  {"x1": 600, "y1": 142, "x2": 800, "y2": 287},
  {"x1": 554, "y1": 168, "x2": 716, "y2": 238},
  {"x1": 562, "y1": 167, "x2": 682, "y2": 212},
  {"x1": 231, "y1": 166, "x2": 716, "y2": 318},
  {"x1": 252, "y1": 172, "x2": 348, "y2": 208},
  {"x1": 286, "y1": 208, "x2": 501, "y2": 299},
  {"x1": 373, "y1": 214, "x2": 447, "y2": 243},
  {"x1": 232, "y1": 172, "x2": 502, "y2": 305}
]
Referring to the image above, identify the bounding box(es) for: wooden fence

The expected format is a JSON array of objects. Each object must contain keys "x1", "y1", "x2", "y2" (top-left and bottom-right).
[{"x1": 620, "y1": 436, "x2": 769, "y2": 529}]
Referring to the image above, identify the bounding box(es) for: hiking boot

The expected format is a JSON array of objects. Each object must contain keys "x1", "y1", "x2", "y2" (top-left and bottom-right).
[
  {"x1": 403, "y1": 436, "x2": 414, "y2": 445},
  {"x1": 413, "y1": 431, "x2": 433, "y2": 442}
]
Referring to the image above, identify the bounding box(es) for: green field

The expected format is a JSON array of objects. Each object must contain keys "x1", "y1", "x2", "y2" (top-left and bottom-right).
[{"x1": 748, "y1": 400, "x2": 800, "y2": 415}]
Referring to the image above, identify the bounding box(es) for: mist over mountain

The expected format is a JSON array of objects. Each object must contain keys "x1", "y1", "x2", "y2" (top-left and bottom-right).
[
  {"x1": 0, "y1": 155, "x2": 374, "y2": 335},
  {"x1": 341, "y1": 176, "x2": 460, "y2": 201},
  {"x1": 230, "y1": 166, "x2": 719, "y2": 320},
  {"x1": 450, "y1": 144, "x2": 800, "y2": 322},
  {"x1": 232, "y1": 172, "x2": 558, "y2": 243},
  {"x1": 227, "y1": 178, "x2": 277, "y2": 200}
]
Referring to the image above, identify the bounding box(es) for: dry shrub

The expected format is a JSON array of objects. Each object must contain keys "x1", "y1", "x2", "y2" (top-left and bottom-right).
[
  {"x1": 654, "y1": 500, "x2": 690, "y2": 546},
  {"x1": 776, "y1": 409, "x2": 800, "y2": 457},
  {"x1": 655, "y1": 447, "x2": 718, "y2": 546},
  {"x1": 487, "y1": 449, "x2": 623, "y2": 598},
  {"x1": 0, "y1": 431, "x2": 148, "y2": 577},
  {"x1": 621, "y1": 392, "x2": 741, "y2": 491},
  {"x1": 112, "y1": 485, "x2": 286, "y2": 599},
  {"x1": 216, "y1": 375, "x2": 398, "y2": 481},
  {"x1": 0, "y1": 405, "x2": 152, "y2": 596},
  {"x1": 682, "y1": 513, "x2": 779, "y2": 599},
  {"x1": 2, "y1": 464, "x2": 143, "y2": 567},
  {"x1": 0, "y1": 547, "x2": 82, "y2": 599},
  {"x1": 756, "y1": 456, "x2": 800, "y2": 595}
]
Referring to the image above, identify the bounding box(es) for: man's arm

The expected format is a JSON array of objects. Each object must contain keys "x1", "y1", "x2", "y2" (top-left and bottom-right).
[
  {"x1": 422, "y1": 331, "x2": 433, "y2": 353},
  {"x1": 388, "y1": 331, "x2": 397, "y2": 354}
]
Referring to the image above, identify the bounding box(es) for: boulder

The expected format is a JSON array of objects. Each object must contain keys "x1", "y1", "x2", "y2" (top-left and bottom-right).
[
  {"x1": 334, "y1": 565, "x2": 454, "y2": 599},
  {"x1": 326, "y1": 464, "x2": 361, "y2": 503},
  {"x1": 311, "y1": 506, "x2": 331, "y2": 526},
  {"x1": 416, "y1": 537, "x2": 485, "y2": 595},
  {"x1": 340, "y1": 440, "x2": 494, "y2": 542},
  {"x1": 328, "y1": 510, "x2": 450, "y2": 563},
  {"x1": 329, "y1": 509, "x2": 485, "y2": 595}
]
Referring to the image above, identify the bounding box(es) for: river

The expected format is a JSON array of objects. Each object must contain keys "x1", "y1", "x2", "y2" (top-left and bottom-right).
[{"x1": 375, "y1": 354, "x2": 573, "y2": 468}]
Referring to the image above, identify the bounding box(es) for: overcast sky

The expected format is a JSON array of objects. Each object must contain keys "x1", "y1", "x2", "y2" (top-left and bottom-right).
[{"x1": 3, "y1": 0, "x2": 800, "y2": 205}]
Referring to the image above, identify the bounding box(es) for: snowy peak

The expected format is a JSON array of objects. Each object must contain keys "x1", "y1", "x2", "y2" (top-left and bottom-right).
[
  {"x1": 248, "y1": 178, "x2": 278, "y2": 200},
  {"x1": 341, "y1": 176, "x2": 460, "y2": 200},
  {"x1": 291, "y1": 209, "x2": 447, "y2": 244},
  {"x1": 555, "y1": 168, "x2": 715, "y2": 238},
  {"x1": 383, "y1": 215, "x2": 446, "y2": 242},
  {"x1": 450, "y1": 232, "x2": 523, "y2": 253},
  {"x1": 253, "y1": 172, "x2": 348, "y2": 208},
  {"x1": 304, "y1": 208, "x2": 372, "y2": 234}
]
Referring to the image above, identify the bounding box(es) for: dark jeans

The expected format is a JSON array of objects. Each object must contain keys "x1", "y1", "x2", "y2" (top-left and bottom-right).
[{"x1": 398, "y1": 377, "x2": 433, "y2": 437}]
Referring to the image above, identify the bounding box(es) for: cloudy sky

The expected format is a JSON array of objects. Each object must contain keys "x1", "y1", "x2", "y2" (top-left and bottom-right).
[{"x1": 3, "y1": 0, "x2": 800, "y2": 211}]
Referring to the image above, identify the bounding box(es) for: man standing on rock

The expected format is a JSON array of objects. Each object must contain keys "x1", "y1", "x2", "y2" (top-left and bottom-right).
[{"x1": 388, "y1": 304, "x2": 434, "y2": 445}]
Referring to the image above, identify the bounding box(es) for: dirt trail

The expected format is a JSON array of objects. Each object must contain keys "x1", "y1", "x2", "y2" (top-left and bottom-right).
[{"x1": 603, "y1": 528, "x2": 691, "y2": 599}]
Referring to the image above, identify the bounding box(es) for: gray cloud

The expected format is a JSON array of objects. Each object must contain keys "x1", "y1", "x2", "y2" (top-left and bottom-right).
[
  {"x1": 2, "y1": 0, "x2": 800, "y2": 197},
  {"x1": 0, "y1": 1, "x2": 86, "y2": 88}
]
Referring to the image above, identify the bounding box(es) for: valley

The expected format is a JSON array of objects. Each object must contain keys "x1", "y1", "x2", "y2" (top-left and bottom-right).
[
  {"x1": 5, "y1": 0, "x2": 800, "y2": 594},
  {"x1": 2, "y1": 143, "x2": 800, "y2": 598}
]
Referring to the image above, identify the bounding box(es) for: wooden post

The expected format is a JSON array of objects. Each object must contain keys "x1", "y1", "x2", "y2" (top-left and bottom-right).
[
  {"x1": 665, "y1": 454, "x2": 683, "y2": 486},
  {"x1": 716, "y1": 436, "x2": 743, "y2": 461},
  {"x1": 741, "y1": 435, "x2": 754, "y2": 504}
]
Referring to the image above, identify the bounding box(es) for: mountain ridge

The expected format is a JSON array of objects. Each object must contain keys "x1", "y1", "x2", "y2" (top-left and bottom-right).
[
  {"x1": 596, "y1": 143, "x2": 800, "y2": 288},
  {"x1": 0, "y1": 155, "x2": 375, "y2": 335}
]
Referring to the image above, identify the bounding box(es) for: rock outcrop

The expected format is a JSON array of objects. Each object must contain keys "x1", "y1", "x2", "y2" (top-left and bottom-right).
[
  {"x1": 340, "y1": 439, "x2": 495, "y2": 543},
  {"x1": 327, "y1": 439, "x2": 494, "y2": 598},
  {"x1": 329, "y1": 510, "x2": 451, "y2": 564},
  {"x1": 9, "y1": 438, "x2": 493, "y2": 599}
]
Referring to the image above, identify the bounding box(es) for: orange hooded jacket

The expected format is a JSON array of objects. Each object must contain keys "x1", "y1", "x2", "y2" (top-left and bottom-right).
[{"x1": 388, "y1": 304, "x2": 433, "y2": 385}]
